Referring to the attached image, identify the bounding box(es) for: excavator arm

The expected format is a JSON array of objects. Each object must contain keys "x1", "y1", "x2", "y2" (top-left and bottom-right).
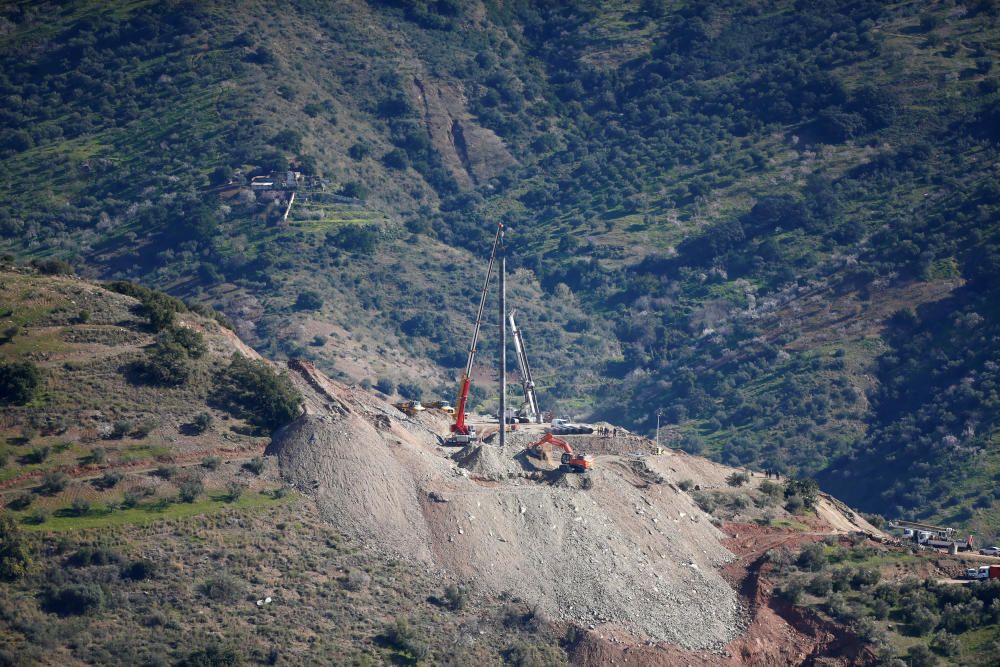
[{"x1": 528, "y1": 433, "x2": 593, "y2": 472}]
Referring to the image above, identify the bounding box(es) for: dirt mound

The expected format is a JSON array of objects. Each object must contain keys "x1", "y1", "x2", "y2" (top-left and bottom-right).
[
  {"x1": 451, "y1": 443, "x2": 510, "y2": 478},
  {"x1": 272, "y1": 363, "x2": 748, "y2": 650}
]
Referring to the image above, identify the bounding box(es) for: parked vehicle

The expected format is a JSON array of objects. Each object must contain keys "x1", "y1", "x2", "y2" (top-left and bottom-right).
[{"x1": 979, "y1": 546, "x2": 1000, "y2": 556}]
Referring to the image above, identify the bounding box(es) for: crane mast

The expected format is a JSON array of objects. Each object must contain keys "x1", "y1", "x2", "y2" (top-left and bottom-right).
[
  {"x1": 450, "y1": 222, "x2": 504, "y2": 440},
  {"x1": 508, "y1": 310, "x2": 540, "y2": 424}
]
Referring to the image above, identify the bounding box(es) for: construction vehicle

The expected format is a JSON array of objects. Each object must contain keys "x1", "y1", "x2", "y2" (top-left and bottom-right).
[
  {"x1": 446, "y1": 222, "x2": 504, "y2": 447},
  {"x1": 425, "y1": 400, "x2": 456, "y2": 415},
  {"x1": 527, "y1": 433, "x2": 593, "y2": 473},
  {"x1": 890, "y1": 520, "x2": 955, "y2": 542},
  {"x1": 508, "y1": 310, "x2": 541, "y2": 423},
  {"x1": 393, "y1": 400, "x2": 426, "y2": 416}
]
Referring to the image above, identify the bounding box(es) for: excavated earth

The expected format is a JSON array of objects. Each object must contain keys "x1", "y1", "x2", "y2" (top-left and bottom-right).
[
  {"x1": 271, "y1": 361, "x2": 882, "y2": 663},
  {"x1": 271, "y1": 361, "x2": 745, "y2": 650}
]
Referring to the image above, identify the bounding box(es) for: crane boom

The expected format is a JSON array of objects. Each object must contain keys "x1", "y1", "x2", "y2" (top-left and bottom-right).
[
  {"x1": 508, "y1": 310, "x2": 540, "y2": 423},
  {"x1": 451, "y1": 222, "x2": 504, "y2": 437}
]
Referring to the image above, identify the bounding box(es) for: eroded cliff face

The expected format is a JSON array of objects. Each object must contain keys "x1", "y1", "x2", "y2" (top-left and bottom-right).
[{"x1": 409, "y1": 75, "x2": 517, "y2": 188}]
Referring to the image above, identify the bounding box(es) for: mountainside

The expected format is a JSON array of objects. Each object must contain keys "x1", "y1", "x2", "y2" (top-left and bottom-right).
[
  {"x1": 1, "y1": 0, "x2": 999, "y2": 535},
  {"x1": 1, "y1": 268, "x2": 932, "y2": 666}
]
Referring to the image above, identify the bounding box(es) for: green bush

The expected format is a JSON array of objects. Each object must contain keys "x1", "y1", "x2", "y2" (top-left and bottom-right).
[
  {"x1": 294, "y1": 290, "x2": 323, "y2": 311},
  {"x1": 21, "y1": 446, "x2": 50, "y2": 464},
  {"x1": 120, "y1": 559, "x2": 157, "y2": 581},
  {"x1": 225, "y1": 481, "x2": 244, "y2": 502},
  {"x1": 0, "y1": 514, "x2": 33, "y2": 580},
  {"x1": 726, "y1": 471, "x2": 750, "y2": 487},
  {"x1": 70, "y1": 498, "x2": 91, "y2": 516},
  {"x1": 443, "y1": 583, "x2": 467, "y2": 611},
  {"x1": 41, "y1": 583, "x2": 105, "y2": 616},
  {"x1": 157, "y1": 327, "x2": 206, "y2": 358},
  {"x1": 797, "y1": 543, "x2": 827, "y2": 571},
  {"x1": 201, "y1": 455, "x2": 221, "y2": 470},
  {"x1": 212, "y1": 354, "x2": 302, "y2": 430},
  {"x1": 242, "y1": 457, "x2": 265, "y2": 476},
  {"x1": 37, "y1": 471, "x2": 68, "y2": 495},
  {"x1": 193, "y1": 412, "x2": 213, "y2": 434},
  {"x1": 0, "y1": 361, "x2": 42, "y2": 405},
  {"x1": 132, "y1": 341, "x2": 193, "y2": 386},
  {"x1": 153, "y1": 465, "x2": 177, "y2": 480},
  {"x1": 176, "y1": 644, "x2": 244, "y2": 667},
  {"x1": 200, "y1": 576, "x2": 245, "y2": 603},
  {"x1": 178, "y1": 479, "x2": 203, "y2": 503}
]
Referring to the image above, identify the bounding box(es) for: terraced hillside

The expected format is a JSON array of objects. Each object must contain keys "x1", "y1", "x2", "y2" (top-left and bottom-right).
[{"x1": 0, "y1": 0, "x2": 998, "y2": 535}]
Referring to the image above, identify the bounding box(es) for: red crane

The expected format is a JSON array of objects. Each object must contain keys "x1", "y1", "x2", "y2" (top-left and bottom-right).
[{"x1": 447, "y1": 222, "x2": 504, "y2": 446}]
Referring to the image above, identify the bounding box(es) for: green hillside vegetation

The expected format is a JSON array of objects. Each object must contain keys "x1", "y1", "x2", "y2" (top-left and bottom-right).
[
  {"x1": 0, "y1": 267, "x2": 302, "y2": 532},
  {"x1": 0, "y1": 0, "x2": 998, "y2": 536},
  {"x1": 768, "y1": 537, "x2": 1000, "y2": 666}
]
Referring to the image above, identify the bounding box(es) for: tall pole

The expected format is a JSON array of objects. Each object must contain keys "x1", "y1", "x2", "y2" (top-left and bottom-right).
[
  {"x1": 656, "y1": 408, "x2": 663, "y2": 451},
  {"x1": 498, "y1": 251, "x2": 507, "y2": 449}
]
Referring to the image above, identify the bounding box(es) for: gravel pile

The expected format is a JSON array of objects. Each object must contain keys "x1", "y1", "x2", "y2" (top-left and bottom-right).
[{"x1": 272, "y1": 366, "x2": 748, "y2": 650}]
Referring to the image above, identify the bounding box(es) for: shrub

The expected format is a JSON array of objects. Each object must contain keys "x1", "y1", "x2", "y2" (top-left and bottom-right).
[
  {"x1": 131, "y1": 418, "x2": 157, "y2": 438},
  {"x1": 381, "y1": 617, "x2": 427, "y2": 660},
  {"x1": 200, "y1": 576, "x2": 245, "y2": 603},
  {"x1": 87, "y1": 447, "x2": 106, "y2": 465},
  {"x1": 807, "y1": 574, "x2": 832, "y2": 596},
  {"x1": 294, "y1": 290, "x2": 323, "y2": 311},
  {"x1": 153, "y1": 465, "x2": 177, "y2": 480},
  {"x1": 343, "y1": 568, "x2": 370, "y2": 591},
  {"x1": 93, "y1": 471, "x2": 122, "y2": 490},
  {"x1": 507, "y1": 641, "x2": 568, "y2": 667},
  {"x1": 375, "y1": 377, "x2": 396, "y2": 395},
  {"x1": 26, "y1": 508, "x2": 48, "y2": 524},
  {"x1": 201, "y1": 455, "x2": 221, "y2": 470},
  {"x1": 122, "y1": 491, "x2": 142, "y2": 509},
  {"x1": 176, "y1": 644, "x2": 243, "y2": 667},
  {"x1": 7, "y1": 493, "x2": 33, "y2": 511},
  {"x1": 243, "y1": 457, "x2": 265, "y2": 476},
  {"x1": 726, "y1": 471, "x2": 750, "y2": 487},
  {"x1": 0, "y1": 361, "x2": 42, "y2": 405},
  {"x1": 68, "y1": 546, "x2": 119, "y2": 567},
  {"x1": 110, "y1": 420, "x2": 132, "y2": 439},
  {"x1": 193, "y1": 412, "x2": 213, "y2": 434},
  {"x1": 42, "y1": 583, "x2": 105, "y2": 616},
  {"x1": 225, "y1": 481, "x2": 244, "y2": 502},
  {"x1": 31, "y1": 258, "x2": 73, "y2": 275},
  {"x1": 930, "y1": 630, "x2": 960, "y2": 657},
  {"x1": 212, "y1": 354, "x2": 302, "y2": 430},
  {"x1": 70, "y1": 498, "x2": 91, "y2": 516},
  {"x1": 37, "y1": 471, "x2": 68, "y2": 495},
  {"x1": 178, "y1": 479, "x2": 203, "y2": 503},
  {"x1": 121, "y1": 559, "x2": 158, "y2": 581},
  {"x1": 22, "y1": 446, "x2": 49, "y2": 464},
  {"x1": 677, "y1": 479, "x2": 694, "y2": 491},
  {"x1": 797, "y1": 543, "x2": 827, "y2": 571},
  {"x1": 443, "y1": 583, "x2": 467, "y2": 610},
  {"x1": 0, "y1": 514, "x2": 33, "y2": 580},
  {"x1": 132, "y1": 341, "x2": 193, "y2": 386},
  {"x1": 397, "y1": 381, "x2": 423, "y2": 401},
  {"x1": 905, "y1": 644, "x2": 939, "y2": 667}
]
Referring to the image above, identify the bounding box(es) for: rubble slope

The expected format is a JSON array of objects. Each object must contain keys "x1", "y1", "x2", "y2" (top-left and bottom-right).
[{"x1": 270, "y1": 360, "x2": 746, "y2": 650}]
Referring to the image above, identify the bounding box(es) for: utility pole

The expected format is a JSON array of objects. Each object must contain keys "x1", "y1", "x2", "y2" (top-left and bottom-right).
[
  {"x1": 498, "y1": 250, "x2": 507, "y2": 450},
  {"x1": 656, "y1": 408, "x2": 663, "y2": 451}
]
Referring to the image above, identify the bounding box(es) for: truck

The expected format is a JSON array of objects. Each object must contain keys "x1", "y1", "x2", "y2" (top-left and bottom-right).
[{"x1": 964, "y1": 565, "x2": 1000, "y2": 580}]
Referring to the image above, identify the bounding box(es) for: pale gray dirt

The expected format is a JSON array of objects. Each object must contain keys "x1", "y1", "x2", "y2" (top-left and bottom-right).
[{"x1": 270, "y1": 361, "x2": 748, "y2": 650}]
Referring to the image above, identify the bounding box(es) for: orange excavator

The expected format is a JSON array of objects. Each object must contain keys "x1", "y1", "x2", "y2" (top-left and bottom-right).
[{"x1": 527, "y1": 433, "x2": 593, "y2": 473}]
